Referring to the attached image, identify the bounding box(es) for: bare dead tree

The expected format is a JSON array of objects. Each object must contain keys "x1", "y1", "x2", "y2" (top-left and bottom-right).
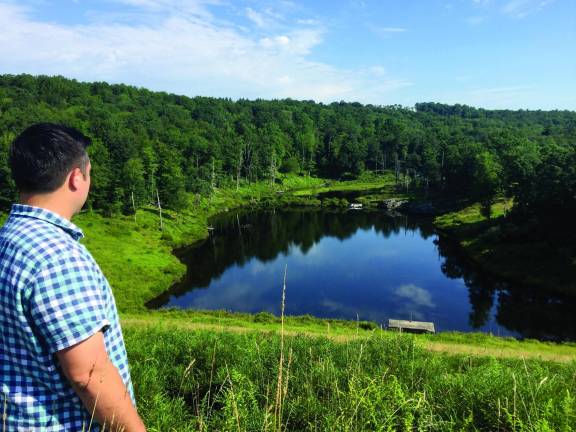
[
  {"x1": 211, "y1": 157, "x2": 216, "y2": 191},
  {"x1": 270, "y1": 150, "x2": 277, "y2": 186},
  {"x1": 236, "y1": 145, "x2": 244, "y2": 191},
  {"x1": 131, "y1": 191, "x2": 136, "y2": 223},
  {"x1": 156, "y1": 188, "x2": 163, "y2": 231}
]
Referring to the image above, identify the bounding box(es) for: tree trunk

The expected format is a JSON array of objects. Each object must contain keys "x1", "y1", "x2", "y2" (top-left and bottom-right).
[
  {"x1": 236, "y1": 146, "x2": 243, "y2": 191},
  {"x1": 270, "y1": 151, "x2": 276, "y2": 186},
  {"x1": 156, "y1": 189, "x2": 163, "y2": 231},
  {"x1": 131, "y1": 191, "x2": 136, "y2": 223},
  {"x1": 211, "y1": 158, "x2": 216, "y2": 191}
]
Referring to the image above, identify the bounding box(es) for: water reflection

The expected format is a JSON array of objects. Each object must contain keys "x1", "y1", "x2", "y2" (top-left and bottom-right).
[
  {"x1": 435, "y1": 237, "x2": 576, "y2": 341},
  {"x1": 147, "y1": 209, "x2": 576, "y2": 341}
]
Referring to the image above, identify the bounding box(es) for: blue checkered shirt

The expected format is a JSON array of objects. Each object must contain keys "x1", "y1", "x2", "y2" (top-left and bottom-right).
[{"x1": 0, "y1": 204, "x2": 134, "y2": 431}]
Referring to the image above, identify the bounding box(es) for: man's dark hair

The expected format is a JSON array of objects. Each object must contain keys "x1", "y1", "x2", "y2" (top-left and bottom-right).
[{"x1": 9, "y1": 123, "x2": 91, "y2": 194}]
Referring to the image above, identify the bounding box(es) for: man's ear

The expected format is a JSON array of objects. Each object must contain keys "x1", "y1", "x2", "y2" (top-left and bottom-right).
[{"x1": 68, "y1": 168, "x2": 83, "y2": 191}]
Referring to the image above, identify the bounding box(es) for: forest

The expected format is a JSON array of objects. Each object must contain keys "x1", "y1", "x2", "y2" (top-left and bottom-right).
[{"x1": 1, "y1": 74, "x2": 575, "y2": 228}]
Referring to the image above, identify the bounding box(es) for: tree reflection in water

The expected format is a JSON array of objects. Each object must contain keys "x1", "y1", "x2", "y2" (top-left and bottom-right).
[
  {"x1": 436, "y1": 237, "x2": 576, "y2": 341},
  {"x1": 147, "y1": 208, "x2": 576, "y2": 341}
]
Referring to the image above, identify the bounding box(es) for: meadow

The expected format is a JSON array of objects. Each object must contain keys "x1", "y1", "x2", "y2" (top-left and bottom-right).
[{"x1": 124, "y1": 319, "x2": 576, "y2": 431}]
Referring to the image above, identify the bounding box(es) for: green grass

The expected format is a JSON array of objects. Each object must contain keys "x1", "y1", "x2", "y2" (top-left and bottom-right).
[
  {"x1": 434, "y1": 198, "x2": 511, "y2": 233},
  {"x1": 276, "y1": 174, "x2": 326, "y2": 191},
  {"x1": 125, "y1": 323, "x2": 576, "y2": 431},
  {"x1": 290, "y1": 171, "x2": 398, "y2": 196},
  {"x1": 76, "y1": 210, "x2": 190, "y2": 311},
  {"x1": 122, "y1": 309, "x2": 576, "y2": 363}
]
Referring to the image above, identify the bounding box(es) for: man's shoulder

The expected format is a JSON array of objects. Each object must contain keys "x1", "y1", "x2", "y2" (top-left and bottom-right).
[{"x1": 0, "y1": 214, "x2": 84, "y2": 266}]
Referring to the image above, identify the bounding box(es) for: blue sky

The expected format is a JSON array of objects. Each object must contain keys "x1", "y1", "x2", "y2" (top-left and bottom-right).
[{"x1": 0, "y1": 0, "x2": 574, "y2": 109}]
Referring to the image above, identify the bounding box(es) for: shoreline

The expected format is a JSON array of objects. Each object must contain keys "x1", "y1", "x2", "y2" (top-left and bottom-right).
[
  {"x1": 5, "y1": 174, "x2": 573, "y2": 346},
  {"x1": 433, "y1": 200, "x2": 576, "y2": 296}
]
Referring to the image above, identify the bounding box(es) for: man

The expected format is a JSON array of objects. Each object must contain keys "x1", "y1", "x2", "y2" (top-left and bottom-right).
[{"x1": 0, "y1": 123, "x2": 146, "y2": 431}]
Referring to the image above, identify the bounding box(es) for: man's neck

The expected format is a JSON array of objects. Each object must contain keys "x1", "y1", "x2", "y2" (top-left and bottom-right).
[{"x1": 19, "y1": 194, "x2": 75, "y2": 221}]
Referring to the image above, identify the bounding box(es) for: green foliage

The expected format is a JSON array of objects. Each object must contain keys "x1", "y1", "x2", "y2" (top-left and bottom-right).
[
  {"x1": 472, "y1": 151, "x2": 502, "y2": 197},
  {"x1": 1, "y1": 74, "x2": 574, "y2": 223},
  {"x1": 0, "y1": 132, "x2": 16, "y2": 207},
  {"x1": 123, "y1": 157, "x2": 147, "y2": 208}
]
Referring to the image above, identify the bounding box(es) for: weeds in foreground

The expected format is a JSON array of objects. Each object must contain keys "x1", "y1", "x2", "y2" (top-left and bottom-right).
[
  {"x1": 273, "y1": 265, "x2": 288, "y2": 432},
  {"x1": 125, "y1": 325, "x2": 576, "y2": 431}
]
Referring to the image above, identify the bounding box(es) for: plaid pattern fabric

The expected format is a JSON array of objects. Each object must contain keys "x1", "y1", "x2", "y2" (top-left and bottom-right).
[{"x1": 0, "y1": 204, "x2": 134, "y2": 431}]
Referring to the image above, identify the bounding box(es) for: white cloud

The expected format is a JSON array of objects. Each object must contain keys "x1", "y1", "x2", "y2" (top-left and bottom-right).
[
  {"x1": 0, "y1": 1, "x2": 409, "y2": 104},
  {"x1": 112, "y1": 0, "x2": 222, "y2": 19},
  {"x1": 276, "y1": 75, "x2": 293, "y2": 85},
  {"x1": 377, "y1": 27, "x2": 406, "y2": 33},
  {"x1": 394, "y1": 284, "x2": 435, "y2": 308},
  {"x1": 369, "y1": 66, "x2": 387, "y2": 77},
  {"x1": 319, "y1": 299, "x2": 382, "y2": 322},
  {"x1": 285, "y1": 29, "x2": 323, "y2": 55},
  {"x1": 246, "y1": 7, "x2": 266, "y2": 27},
  {"x1": 260, "y1": 35, "x2": 291, "y2": 49},
  {"x1": 501, "y1": 0, "x2": 554, "y2": 18},
  {"x1": 296, "y1": 18, "x2": 320, "y2": 26},
  {"x1": 471, "y1": 0, "x2": 555, "y2": 19},
  {"x1": 369, "y1": 25, "x2": 407, "y2": 38}
]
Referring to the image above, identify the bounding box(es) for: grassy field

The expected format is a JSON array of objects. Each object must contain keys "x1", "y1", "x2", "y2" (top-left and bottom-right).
[
  {"x1": 122, "y1": 310, "x2": 576, "y2": 363},
  {"x1": 289, "y1": 171, "x2": 398, "y2": 196},
  {"x1": 125, "y1": 321, "x2": 576, "y2": 431}
]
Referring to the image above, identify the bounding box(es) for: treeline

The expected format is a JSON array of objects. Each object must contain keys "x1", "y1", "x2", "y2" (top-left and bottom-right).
[{"x1": 0, "y1": 74, "x2": 575, "y2": 221}]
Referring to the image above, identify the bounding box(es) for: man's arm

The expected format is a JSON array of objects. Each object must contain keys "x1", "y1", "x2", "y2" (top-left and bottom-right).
[{"x1": 56, "y1": 331, "x2": 146, "y2": 432}]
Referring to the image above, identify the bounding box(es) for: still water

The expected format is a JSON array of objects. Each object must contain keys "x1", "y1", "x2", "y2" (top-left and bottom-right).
[{"x1": 148, "y1": 208, "x2": 576, "y2": 341}]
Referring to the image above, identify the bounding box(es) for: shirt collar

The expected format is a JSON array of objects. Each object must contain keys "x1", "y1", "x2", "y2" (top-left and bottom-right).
[{"x1": 10, "y1": 204, "x2": 84, "y2": 241}]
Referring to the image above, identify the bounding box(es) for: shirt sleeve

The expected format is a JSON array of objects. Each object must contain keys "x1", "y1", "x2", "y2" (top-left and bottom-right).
[{"x1": 28, "y1": 250, "x2": 110, "y2": 354}]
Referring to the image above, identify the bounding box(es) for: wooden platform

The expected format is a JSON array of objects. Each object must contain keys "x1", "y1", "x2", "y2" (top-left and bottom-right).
[{"x1": 388, "y1": 319, "x2": 435, "y2": 334}]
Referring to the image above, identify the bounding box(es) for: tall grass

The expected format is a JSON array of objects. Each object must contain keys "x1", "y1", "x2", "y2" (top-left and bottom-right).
[
  {"x1": 125, "y1": 326, "x2": 576, "y2": 431},
  {"x1": 273, "y1": 264, "x2": 288, "y2": 432}
]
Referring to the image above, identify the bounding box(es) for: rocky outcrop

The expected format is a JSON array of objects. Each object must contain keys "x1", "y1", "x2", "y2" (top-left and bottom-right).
[
  {"x1": 379, "y1": 198, "x2": 408, "y2": 211},
  {"x1": 379, "y1": 198, "x2": 436, "y2": 215}
]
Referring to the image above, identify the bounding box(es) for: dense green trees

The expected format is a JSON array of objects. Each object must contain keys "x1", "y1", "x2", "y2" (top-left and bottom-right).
[{"x1": 0, "y1": 74, "x2": 575, "y2": 224}]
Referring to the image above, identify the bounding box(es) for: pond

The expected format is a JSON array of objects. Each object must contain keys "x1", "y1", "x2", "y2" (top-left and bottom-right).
[{"x1": 148, "y1": 208, "x2": 576, "y2": 341}]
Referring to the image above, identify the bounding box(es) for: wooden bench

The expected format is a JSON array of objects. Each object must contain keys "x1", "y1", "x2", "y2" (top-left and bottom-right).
[{"x1": 388, "y1": 319, "x2": 435, "y2": 334}]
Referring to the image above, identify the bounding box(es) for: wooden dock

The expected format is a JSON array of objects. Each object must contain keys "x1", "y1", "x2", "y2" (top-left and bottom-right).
[{"x1": 388, "y1": 319, "x2": 435, "y2": 334}]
